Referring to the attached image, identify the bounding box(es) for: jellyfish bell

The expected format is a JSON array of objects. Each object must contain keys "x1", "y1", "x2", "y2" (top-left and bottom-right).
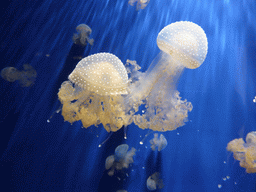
[
  {"x1": 157, "y1": 21, "x2": 208, "y2": 69},
  {"x1": 58, "y1": 52, "x2": 130, "y2": 132}
]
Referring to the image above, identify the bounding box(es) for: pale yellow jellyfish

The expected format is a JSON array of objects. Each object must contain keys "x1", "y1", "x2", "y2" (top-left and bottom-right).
[
  {"x1": 150, "y1": 133, "x2": 167, "y2": 151},
  {"x1": 105, "y1": 144, "x2": 136, "y2": 176},
  {"x1": 72, "y1": 24, "x2": 94, "y2": 46},
  {"x1": 128, "y1": 0, "x2": 150, "y2": 10},
  {"x1": 147, "y1": 172, "x2": 164, "y2": 191},
  {"x1": 1, "y1": 64, "x2": 37, "y2": 87},
  {"x1": 227, "y1": 131, "x2": 256, "y2": 173},
  {"x1": 130, "y1": 21, "x2": 208, "y2": 131},
  {"x1": 58, "y1": 52, "x2": 130, "y2": 132},
  {"x1": 58, "y1": 21, "x2": 208, "y2": 134}
]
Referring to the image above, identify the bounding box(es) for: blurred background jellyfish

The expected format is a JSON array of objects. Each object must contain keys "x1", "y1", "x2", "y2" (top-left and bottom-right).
[
  {"x1": 58, "y1": 52, "x2": 130, "y2": 132},
  {"x1": 1, "y1": 64, "x2": 37, "y2": 87},
  {"x1": 130, "y1": 21, "x2": 208, "y2": 132},
  {"x1": 105, "y1": 144, "x2": 136, "y2": 176},
  {"x1": 72, "y1": 24, "x2": 94, "y2": 46},
  {"x1": 146, "y1": 172, "x2": 164, "y2": 191},
  {"x1": 150, "y1": 133, "x2": 167, "y2": 151},
  {"x1": 227, "y1": 131, "x2": 256, "y2": 173},
  {"x1": 128, "y1": 0, "x2": 150, "y2": 10}
]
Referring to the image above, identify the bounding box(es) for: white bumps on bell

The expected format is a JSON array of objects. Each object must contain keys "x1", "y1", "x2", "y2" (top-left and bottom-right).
[
  {"x1": 68, "y1": 52, "x2": 128, "y2": 95},
  {"x1": 157, "y1": 21, "x2": 208, "y2": 69}
]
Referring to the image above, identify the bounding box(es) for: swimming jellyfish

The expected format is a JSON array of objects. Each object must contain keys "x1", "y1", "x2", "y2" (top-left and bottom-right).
[
  {"x1": 58, "y1": 52, "x2": 130, "y2": 132},
  {"x1": 1, "y1": 64, "x2": 37, "y2": 87},
  {"x1": 105, "y1": 144, "x2": 136, "y2": 176},
  {"x1": 147, "y1": 172, "x2": 164, "y2": 190},
  {"x1": 130, "y1": 21, "x2": 208, "y2": 131},
  {"x1": 227, "y1": 131, "x2": 256, "y2": 173},
  {"x1": 72, "y1": 24, "x2": 94, "y2": 46},
  {"x1": 58, "y1": 21, "x2": 208, "y2": 133},
  {"x1": 128, "y1": 0, "x2": 150, "y2": 10},
  {"x1": 150, "y1": 133, "x2": 167, "y2": 151}
]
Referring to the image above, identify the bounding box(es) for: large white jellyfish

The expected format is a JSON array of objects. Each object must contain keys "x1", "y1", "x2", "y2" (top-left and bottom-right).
[
  {"x1": 105, "y1": 144, "x2": 136, "y2": 176},
  {"x1": 72, "y1": 24, "x2": 94, "y2": 46},
  {"x1": 58, "y1": 52, "x2": 130, "y2": 132},
  {"x1": 128, "y1": 0, "x2": 150, "y2": 10},
  {"x1": 129, "y1": 21, "x2": 208, "y2": 131},
  {"x1": 227, "y1": 131, "x2": 256, "y2": 173},
  {"x1": 1, "y1": 64, "x2": 37, "y2": 87},
  {"x1": 150, "y1": 133, "x2": 167, "y2": 151},
  {"x1": 58, "y1": 21, "x2": 208, "y2": 133}
]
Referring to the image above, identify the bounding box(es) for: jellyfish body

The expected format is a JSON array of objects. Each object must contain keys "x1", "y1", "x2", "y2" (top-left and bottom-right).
[
  {"x1": 1, "y1": 64, "x2": 37, "y2": 87},
  {"x1": 130, "y1": 21, "x2": 208, "y2": 131},
  {"x1": 147, "y1": 172, "x2": 164, "y2": 191},
  {"x1": 227, "y1": 131, "x2": 256, "y2": 173},
  {"x1": 150, "y1": 133, "x2": 167, "y2": 151},
  {"x1": 128, "y1": 0, "x2": 150, "y2": 10},
  {"x1": 105, "y1": 144, "x2": 136, "y2": 176},
  {"x1": 72, "y1": 24, "x2": 94, "y2": 46},
  {"x1": 58, "y1": 52, "x2": 130, "y2": 132},
  {"x1": 59, "y1": 21, "x2": 208, "y2": 133}
]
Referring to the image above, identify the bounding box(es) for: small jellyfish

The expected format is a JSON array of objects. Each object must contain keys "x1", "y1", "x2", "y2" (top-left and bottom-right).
[
  {"x1": 1, "y1": 64, "x2": 37, "y2": 87},
  {"x1": 147, "y1": 172, "x2": 164, "y2": 191},
  {"x1": 150, "y1": 133, "x2": 167, "y2": 151},
  {"x1": 72, "y1": 24, "x2": 94, "y2": 46},
  {"x1": 58, "y1": 52, "x2": 129, "y2": 132},
  {"x1": 128, "y1": 0, "x2": 150, "y2": 10},
  {"x1": 227, "y1": 131, "x2": 256, "y2": 173},
  {"x1": 105, "y1": 144, "x2": 136, "y2": 176}
]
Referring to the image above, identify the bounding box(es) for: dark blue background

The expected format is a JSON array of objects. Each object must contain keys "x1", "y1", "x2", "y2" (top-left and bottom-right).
[{"x1": 0, "y1": 0, "x2": 256, "y2": 191}]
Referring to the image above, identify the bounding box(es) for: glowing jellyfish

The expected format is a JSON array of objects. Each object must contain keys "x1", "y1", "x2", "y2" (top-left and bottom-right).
[
  {"x1": 130, "y1": 21, "x2": 208, "y2": 131},
  {"x1": 72, "y1": 24, "x2": 94, "y2": 46},
  {"x1": 150, "y1": 133, "x2": 167, "y2": 151},
  {"x1": 58, "y1": 52, "x2": 130, "y2": 132},
  {"x1": 128, "y1": 0, "x2": 150, "y2": 10},
  {"x1": 1, "y1": 64, "x2": 37, "y2": 87},
  {"x1": 147, "y1": 172, "x2": 164, "y2": 191},
  {"x1": 227, "y1": 131, "x2": 256, "y2": 173},
  {"x1": 58, "y1": 21, "x2": 208, "y2": 133},
  {"x1": 105, "y1": 144, "x2": 136, "y2": 176}
]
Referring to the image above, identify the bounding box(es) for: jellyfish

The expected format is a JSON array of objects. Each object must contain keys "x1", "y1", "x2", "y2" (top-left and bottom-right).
[
  {"x1": 227, "y1": 131, "x2": 256, "y2": 173},
  {"x1": 150, "y1": 133, "x2": 167, "y2": 151},
  {"x1": 130, "y1": 21, "x2": 208, "y2": 131},
  {"x1": 58, "y1": 21, "x2": 208, "y2": 133},
  {"x1": 128, "y1": 0, "x2": 150, "y2": 10},
  {"x1": 1, "y1": 64, "x2": 37, "y2": 87},
  {"x1": 147, "y1": 172, "x2": 164, "y2": 191},
  {"x1": 72, "y1": 24, "x2": 94, "y2": 46},
  {"x1": 105, "y1": 144, "x2": 136, "y2": 176},
  {"x1": 58, "y1": 52, "x2": 131, "y2": 132}
]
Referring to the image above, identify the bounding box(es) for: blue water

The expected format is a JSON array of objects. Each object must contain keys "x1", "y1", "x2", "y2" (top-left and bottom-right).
[{"x1": 0, "y1": 0, "x2": 256, "y2": 191}]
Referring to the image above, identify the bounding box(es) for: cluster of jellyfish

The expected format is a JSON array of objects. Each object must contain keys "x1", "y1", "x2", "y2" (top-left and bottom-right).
[
  {"x1": 1, "y1": 64, "x2": 37, "y2": 87},
  {"x1": 227, "y1": 131, "x2": 256, "y2": 173},
  {"x1": 58, "y1": 21, "x2": 208, "y2": 133},
  {"x1": 57, "y1": 21, "x2": 208, "y2": 190},
  {"x1": 105, "y1": 133, "x2": 167, "y2": 191},
  {"x1": 128, "y1": 0, "x2": 150, "y2": 10}
]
